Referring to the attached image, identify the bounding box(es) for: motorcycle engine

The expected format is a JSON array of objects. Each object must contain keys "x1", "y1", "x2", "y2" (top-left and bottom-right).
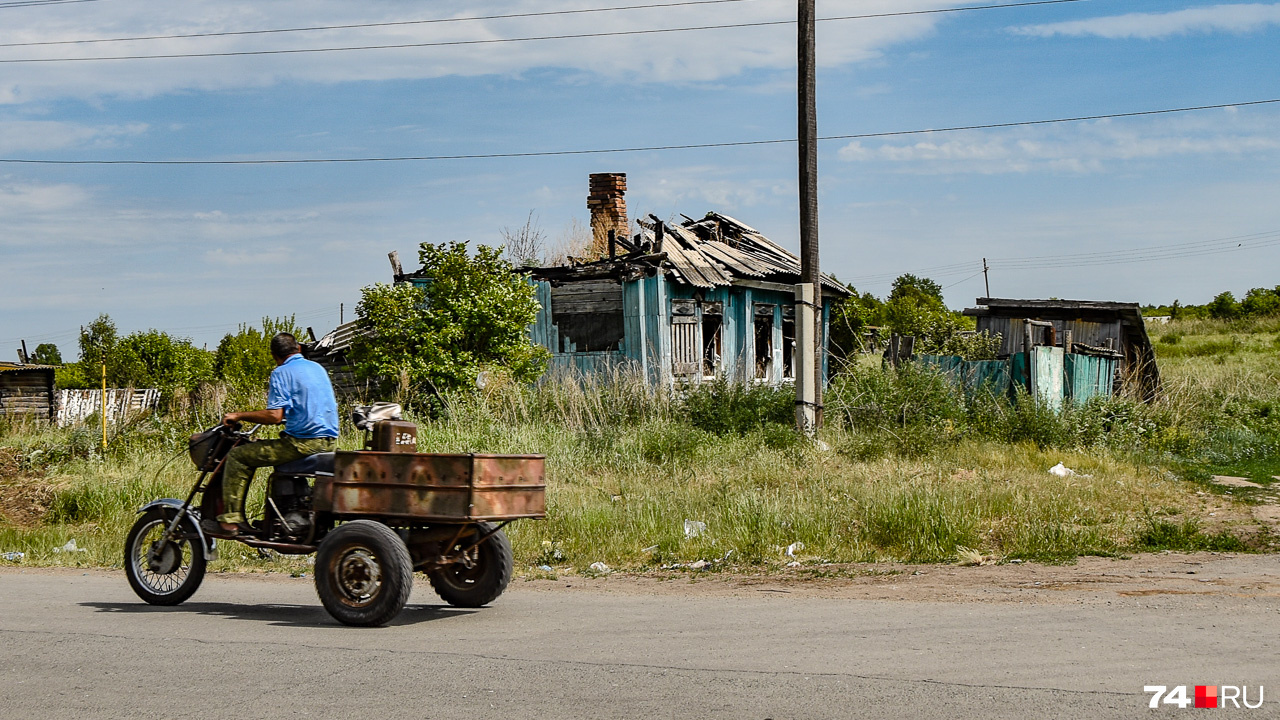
[
  {"x1": 269, "y1": 476, "x2": 314, "y2": 542},
  {"x1": 281, "y1": 510, "x2": 312, "y2": 541}
]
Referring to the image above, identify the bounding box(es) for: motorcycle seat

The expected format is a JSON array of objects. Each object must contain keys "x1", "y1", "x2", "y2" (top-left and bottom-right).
[{"x1": 274, "y1": 452, "x2": 335, "y2": 476}]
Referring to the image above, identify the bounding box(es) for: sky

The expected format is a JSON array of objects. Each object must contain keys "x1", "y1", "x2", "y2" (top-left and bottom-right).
[{"x1": 1, "y1": 0, "x2": 1278, "y2": 358}]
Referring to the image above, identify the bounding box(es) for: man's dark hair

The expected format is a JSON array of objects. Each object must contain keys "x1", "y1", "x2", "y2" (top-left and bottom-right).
[{"x1": 270, "y1": 332, "x2": 301, "y2": 361}]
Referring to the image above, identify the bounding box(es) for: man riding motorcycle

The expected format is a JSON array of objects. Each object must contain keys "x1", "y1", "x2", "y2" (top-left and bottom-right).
[{"x1": 203, "y1": 332, "x2": 339, "y2": 538}]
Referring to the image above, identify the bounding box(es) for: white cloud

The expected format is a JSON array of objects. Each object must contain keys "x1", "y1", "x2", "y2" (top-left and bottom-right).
[
  {"x1": 0, "y1": 0, "x2": 955, "y2": 103},
  {"x1": 1012, "y1": 3, "x2": 1280, "y2": 39},
  {"x1": 0, "y1": 120, "x2": 147, "y2": 152},
  {"x1": 631, "y1": 165, "x2": 792, "y2": 213},
  {"x1": 837, "y1": 113, "x2": 1280, "y2": 174},
  {"x1": 0, "y1": 178, "x2": 90, "y2": 213}
]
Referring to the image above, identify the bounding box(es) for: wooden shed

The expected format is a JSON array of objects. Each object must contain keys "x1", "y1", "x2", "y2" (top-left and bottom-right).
[
  {"x1": 962, "y1": 298, "x2": 1160, "y2": 400},
  {"x1": 0, "y1": 362, "x2": 57, "y2": 422}
]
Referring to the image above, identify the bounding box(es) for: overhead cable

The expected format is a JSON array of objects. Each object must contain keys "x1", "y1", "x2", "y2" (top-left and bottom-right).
[
  {"x1": 0, "y1": 0, "x2": 1086, "y2": 63},
  {"x1": 0, "y1": 0, "x2": 763, "y2": 47},
  {"x1": 3, "y1": 98, "x2": 1276, "y2": 166},
  {"x1": 845, "y1": 230, "x2": 1280, "y2": 286},
  {"x1": 0, "y1": 0, "x2": 100, "y2": 8}
]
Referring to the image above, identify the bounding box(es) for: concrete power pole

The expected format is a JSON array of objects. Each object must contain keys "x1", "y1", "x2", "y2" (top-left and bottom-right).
[{"x1": 796, "y1": 0, "x2": 821, "y2": 434}]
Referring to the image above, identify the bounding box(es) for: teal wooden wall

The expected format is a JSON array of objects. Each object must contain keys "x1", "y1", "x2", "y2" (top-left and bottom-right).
[
  {"x1": 919, "y1": 351, "x2": 1118, "y2": 406},
  {"x1": 529, "y1": 275, "x2": 834, "y2": 386}
]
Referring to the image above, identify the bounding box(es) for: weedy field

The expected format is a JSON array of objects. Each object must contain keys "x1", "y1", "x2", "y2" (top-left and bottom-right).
[{"x1": 1, "y1": 316, "x2": 1277, "y2": 576}]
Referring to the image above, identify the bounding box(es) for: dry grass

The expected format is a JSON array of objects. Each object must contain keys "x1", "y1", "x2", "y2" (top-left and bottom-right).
[{"x1": 2, "y1": 317, "x2": 1275, "y2": 574}]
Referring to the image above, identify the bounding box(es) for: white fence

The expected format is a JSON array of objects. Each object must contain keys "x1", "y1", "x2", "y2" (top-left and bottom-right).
[{"x1": 56, "y1": 388, "x2": 161, "y2": 427}]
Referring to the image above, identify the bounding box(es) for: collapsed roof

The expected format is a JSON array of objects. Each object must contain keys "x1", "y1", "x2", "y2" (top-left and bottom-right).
[{"x1": 528, "y1": 212, "x2": 849, "y2": 296}]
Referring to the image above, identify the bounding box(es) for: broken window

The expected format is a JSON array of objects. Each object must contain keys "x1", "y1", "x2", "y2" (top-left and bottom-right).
[
  {"x1": 754, "y1": 304, "x2": 774, "y2": 380},
  {"x1": 702, "y1": 301, "x2": 723, "y2": 378},
  {"x1": 782, "y1": 305, "x2": 796, "y2": 380},
  {"x1": 549, "y1": 279, "x2": 625, "y2": 352},
  {"x1": 671, "y1": 299, "x2": 699, "y2": 377}
]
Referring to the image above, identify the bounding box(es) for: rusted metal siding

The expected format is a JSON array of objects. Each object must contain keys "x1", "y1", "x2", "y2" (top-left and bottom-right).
[{"x1": 316, "y1": 451, "x2": 546, "y2": 522}]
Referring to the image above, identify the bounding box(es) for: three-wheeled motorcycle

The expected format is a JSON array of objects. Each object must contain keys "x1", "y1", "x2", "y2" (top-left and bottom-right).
[{"x1": 124, "y1": 405, "x2": 545, "y2": 626}]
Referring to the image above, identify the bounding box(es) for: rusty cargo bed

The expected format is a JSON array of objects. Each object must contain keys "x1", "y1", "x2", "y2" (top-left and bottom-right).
[{"x1": 313, "y1": 451, "x2": 546, "y2": 522}]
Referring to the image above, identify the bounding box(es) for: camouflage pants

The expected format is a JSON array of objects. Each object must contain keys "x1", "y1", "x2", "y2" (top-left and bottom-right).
[{"x1": 218, "y1": 434, "x2": 336, "y2": 524}]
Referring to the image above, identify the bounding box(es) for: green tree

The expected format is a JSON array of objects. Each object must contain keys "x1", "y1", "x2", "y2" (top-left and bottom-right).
[
  {"x1": 888, "y1": 274, "x2": 945, "y2": 307},
  {"x1": 1241, "y1": 287, "x2": 1280, "y2": 318},
  {"x1": 214, "y1": 316, "x2": 304, "y2": 394},
  {"x1": 1206, "y1": 291, "x2": 1239, "y2": 320},
  {"x1": 77, "y1": 314, "x2": 118, "y2": 373},
  {"x1": 112, "y1": 330, "x2": 214, "y2": 391},
  {"x1": 828, "y1": 286, "x2": 885, "y2": 360},
  {"x1": 881, "y1": 274, "x2": 972, "y2": 353},
  {"x1": 31, "y1": 343, "x2": 62, "y2": 365},
  {"x1": 351, "y1": 241, "x2": 549, "y2": 397}
]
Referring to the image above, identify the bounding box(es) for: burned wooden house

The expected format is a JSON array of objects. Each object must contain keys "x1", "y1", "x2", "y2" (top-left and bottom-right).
[
  {"x1": 962, "y1": 298, "x2": 1160, "y2": 400},
  {"x1": 517, "y1": 173, "x2": 850, "y2": 385},
  {"x1": 310, "y1": 173, "x2": 849, "y2": 390}
]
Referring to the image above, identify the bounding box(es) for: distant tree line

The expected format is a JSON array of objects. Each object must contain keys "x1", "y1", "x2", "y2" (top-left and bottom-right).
[
  {"x1": 47, "y1": 314, "x2": 302, "y2": 405},
  {"x1": 828, "y1": 273, "x2": 998, "y2": 361},
  {"x1": 1144, "y1": 285, "x2": 1280, "y2": 321}
]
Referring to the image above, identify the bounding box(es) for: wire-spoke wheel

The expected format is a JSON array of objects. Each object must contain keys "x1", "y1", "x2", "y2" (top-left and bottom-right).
[
  {"x1": 427, "y1": 522, "x2": 512, "y2": 608},
  {"x1": 124, "y1": 508, "x2": 207, "y2": 606},
  {"x1": 314, "y1": 520, "x2": 412, "y2": 627}
]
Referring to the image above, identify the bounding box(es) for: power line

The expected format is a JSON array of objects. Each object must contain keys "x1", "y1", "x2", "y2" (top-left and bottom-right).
[
  {"x1": 846, "y1": 230, "x2": 1280, "y2": 286},
  {"x1": 847, "y1": 229, "x2": 1280, "y2": 281},
  {"x1": 0, "y1": 0, "x2": 1085, "y2": 63},
  {"x1": 0, "y1": 0, "x2": 100, "y2": 8},
  {"x1": 3, "y1": 98, "x2": 1276, "y2": 166},
  {"x1": 0, "y1": 0, "x2": 761, "y2": 48}
]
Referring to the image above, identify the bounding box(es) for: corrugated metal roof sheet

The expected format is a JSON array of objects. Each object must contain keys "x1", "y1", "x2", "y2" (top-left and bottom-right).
[
  {"x1": 634, "y1": 213, "x2": 848, "y2": 293},
  {"x1": 0, "y1": 362, "x2": 58, "y2": 373}
]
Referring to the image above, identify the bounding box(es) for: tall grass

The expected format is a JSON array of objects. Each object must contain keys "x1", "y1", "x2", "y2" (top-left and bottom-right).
[{"x1": 2, "y1": 324, "x2": 1275, "y2": 573}]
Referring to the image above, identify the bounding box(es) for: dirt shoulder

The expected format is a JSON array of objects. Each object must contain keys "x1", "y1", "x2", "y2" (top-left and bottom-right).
[{"x1": 6, "y1": 551, "x2": 1277, "y2": 606}]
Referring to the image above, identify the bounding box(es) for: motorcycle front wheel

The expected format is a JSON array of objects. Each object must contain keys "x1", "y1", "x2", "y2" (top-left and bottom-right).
[{"x1": 124, "y1": 507, "x2": 207, "y2": 606}]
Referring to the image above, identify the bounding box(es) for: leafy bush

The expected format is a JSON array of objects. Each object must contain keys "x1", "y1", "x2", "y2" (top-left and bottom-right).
[
  {"x1": 680, "y1": 378, "x2": 793, "y2": 435},
  {"x1": 351, "y1": 241, "x2": 549, "y2": 398}
]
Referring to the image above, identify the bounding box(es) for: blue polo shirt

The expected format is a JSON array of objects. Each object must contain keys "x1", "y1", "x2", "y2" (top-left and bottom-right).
[{"x1": 266, "y1": 354, "x2": 339, "y2": 439}]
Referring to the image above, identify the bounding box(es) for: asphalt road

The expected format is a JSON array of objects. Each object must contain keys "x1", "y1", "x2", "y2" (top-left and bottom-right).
[{"x1": 1, "y1": 566, "x2": 1277, "y2": 719}]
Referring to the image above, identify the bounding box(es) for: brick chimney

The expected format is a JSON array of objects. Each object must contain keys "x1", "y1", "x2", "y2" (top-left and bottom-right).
[{"x1": 587, "y1": 173, "x2": 627, "y2": 257}]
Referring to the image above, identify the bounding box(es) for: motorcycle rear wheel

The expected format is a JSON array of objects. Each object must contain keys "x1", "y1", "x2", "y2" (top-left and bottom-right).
[
  {"x1": 124, "y1": 508, "x2": 207, "y2": 606},
  {"x1": 314, "y1": 520, "x2": 413, "y2": 627},
  {"x1": 427, "y1": 522, "x2": 512, "y2": 608}
]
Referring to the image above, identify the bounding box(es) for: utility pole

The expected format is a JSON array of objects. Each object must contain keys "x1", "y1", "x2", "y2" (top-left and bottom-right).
[
  {"x1": 982, "y1": 258, "x2": 990, "y2": 298},
  {"x1": 796, "y1": 0, "x2": 821, "y2": 433}
]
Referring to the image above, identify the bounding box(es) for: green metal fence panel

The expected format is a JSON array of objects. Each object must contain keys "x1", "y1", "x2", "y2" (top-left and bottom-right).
[
  {"x1": 1031, "y1": 346, "x2": 1065, "y2": 411},
  {"x1": 919, "y1": 350, "x2": 1106, "y2": 407},
  {"x1": 1064, "y1": 353, "x2": 1117, "y2": 404}
]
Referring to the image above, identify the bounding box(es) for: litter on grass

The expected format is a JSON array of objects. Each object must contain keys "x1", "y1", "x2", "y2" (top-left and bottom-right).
[
  {"x1": 785, "y1": 542, "x2": 805, "y2": 558},
  {"x1": 1, "y1": 551, "x2": 23, "y2": 562},
  {"x1": 683, "y1": 520, "x2": 707, "y2": 538},
  {"x1": 589, "y1": 562, "x2": 612, "y2": 574},
  {"x1": 53, "y1": 539, "x2": 87, "y2": 554},
  {"x1": 1048, "y1": 463, "x2": 1092, "y2": 478}
]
